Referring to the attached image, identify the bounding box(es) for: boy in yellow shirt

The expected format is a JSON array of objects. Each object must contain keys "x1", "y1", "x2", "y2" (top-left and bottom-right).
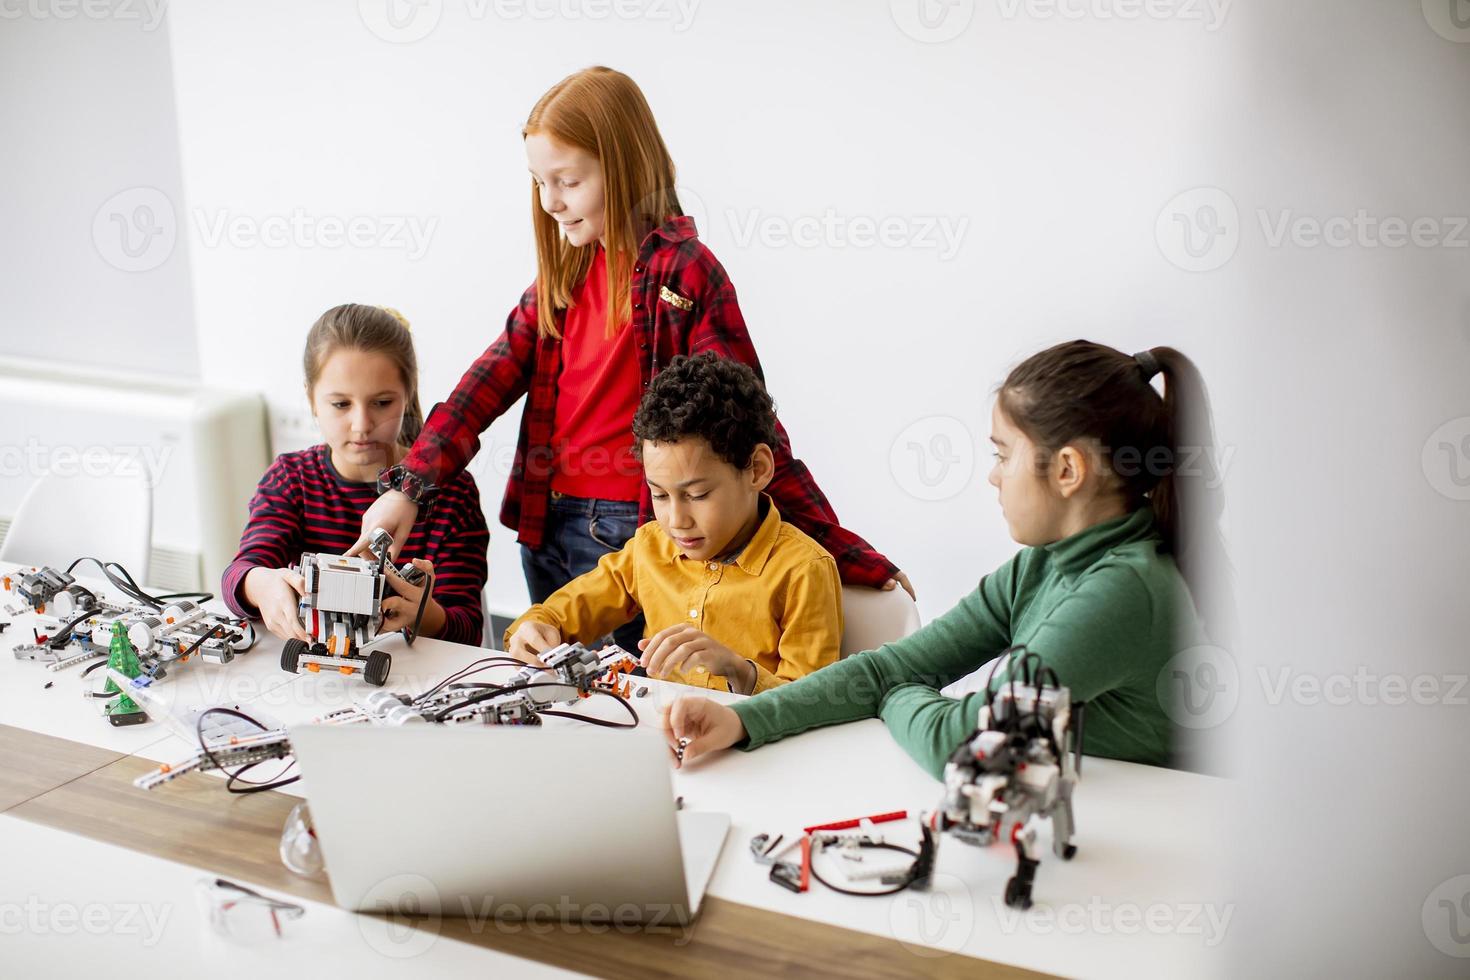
[{"x1": 504, "y1": 352, "x2": 843, "y2": 694}]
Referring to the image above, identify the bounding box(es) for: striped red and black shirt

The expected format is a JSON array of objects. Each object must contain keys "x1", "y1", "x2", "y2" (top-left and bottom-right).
[
  {"x1": 222, "y1": 445, "x2": 489, "y2": 646},
  {"x1": 400, "y1": 215, "x2": 900, "y2": 588}
]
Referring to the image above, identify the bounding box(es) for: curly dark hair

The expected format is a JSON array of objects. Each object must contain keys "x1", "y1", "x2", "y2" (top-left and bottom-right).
[{"x1": 632, "y1": 352, "x2": 778, "y2": 469}]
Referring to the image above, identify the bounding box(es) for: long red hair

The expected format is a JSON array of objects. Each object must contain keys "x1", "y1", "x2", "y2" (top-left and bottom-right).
[{"x1": 523, "y1": 66, "x2": 682, "y2": 339}]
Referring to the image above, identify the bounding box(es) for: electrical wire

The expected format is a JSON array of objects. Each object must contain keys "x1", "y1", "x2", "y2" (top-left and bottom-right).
[{"x1": 195, "y1": 707, "x2": 298, "y2": 794}]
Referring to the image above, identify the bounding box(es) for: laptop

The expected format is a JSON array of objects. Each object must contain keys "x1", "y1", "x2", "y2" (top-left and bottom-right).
[{"x1": 289, "y1": 724, "x2": 730, "y2": 926}]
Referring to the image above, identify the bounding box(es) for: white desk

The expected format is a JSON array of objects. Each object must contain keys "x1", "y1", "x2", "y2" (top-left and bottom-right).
[
  {"x1": 0, "y1": 814, "x2": 579, "y2": 980},
  {"x1": 1, "y1": 562, "x2": 1233, "y2": 978}
]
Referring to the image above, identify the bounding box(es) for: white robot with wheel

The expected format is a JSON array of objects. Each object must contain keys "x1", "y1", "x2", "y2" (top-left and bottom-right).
[{"x1": 281, "y1": 529, "x2": 428, "y2": 688}]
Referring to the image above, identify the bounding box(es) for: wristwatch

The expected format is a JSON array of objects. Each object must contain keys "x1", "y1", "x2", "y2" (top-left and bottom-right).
[{"x1": 376, "y1": 465, "x2": 440, "y2": 508}]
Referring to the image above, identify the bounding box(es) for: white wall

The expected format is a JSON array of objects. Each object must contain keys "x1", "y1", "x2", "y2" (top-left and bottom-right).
[
  {"x1": 0, "y1": 6, "x2": 199, "y2": 377},
  {"x1": 162, "y1": 0, "x2": 1242, "y2": 621}
]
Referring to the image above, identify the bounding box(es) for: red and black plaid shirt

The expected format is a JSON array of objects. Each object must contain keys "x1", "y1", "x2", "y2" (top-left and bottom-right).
[{"x1": 402, "y1": 216, "x2": 898, "y2": 588}]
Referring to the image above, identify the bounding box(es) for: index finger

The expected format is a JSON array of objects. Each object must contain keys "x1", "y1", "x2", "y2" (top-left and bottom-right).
[{"x1": 344, "y1": 531, "x2": 375, "y2": 558}]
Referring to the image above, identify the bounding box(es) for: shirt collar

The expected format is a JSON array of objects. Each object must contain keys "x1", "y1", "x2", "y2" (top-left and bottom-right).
[
  {"x1": 1042, "y1": 506, "x2": 1157, "y2": 577},
  {"x1": 730, "y1": 495, "x2": 782, "y2": 576},
  {"x1": 668, "y1": 494, "x2": 782, "y2": 576}
]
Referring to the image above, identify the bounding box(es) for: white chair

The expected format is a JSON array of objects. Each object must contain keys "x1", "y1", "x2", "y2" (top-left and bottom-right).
[
  {"x1": 0, "y1": 470, "x2": 152, "y2": 580},
  {"x1": 840, "y1": 584, "x2": 921, "y2": 658}
]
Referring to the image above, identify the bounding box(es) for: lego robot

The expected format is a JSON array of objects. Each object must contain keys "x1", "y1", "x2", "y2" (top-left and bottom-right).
[
  {"x1": 932, "y1": 650, "x2": 1082, "y2": 910},
  {"x1": 3, "y1": 565, "x2": 75, "y2": 615},
  {"x1": 280, "y1": 529, "x2": 429, "y2": 687},
  {"x1": 137, "y1": 643, "x2": 638, "y2": 791},
  {"x1": 12, "y1": 572, "x2": 255, "y2": 679}
]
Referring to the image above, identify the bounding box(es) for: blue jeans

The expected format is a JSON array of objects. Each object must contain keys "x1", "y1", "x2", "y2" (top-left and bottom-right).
[{"x1": 521, "y1": 492, "x2": 646, "y2": 653}]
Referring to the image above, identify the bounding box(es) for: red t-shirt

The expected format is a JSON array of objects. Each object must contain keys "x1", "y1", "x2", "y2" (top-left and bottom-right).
[{"x1": 549, "y1": 248, "x2": 645, "y2": 501}]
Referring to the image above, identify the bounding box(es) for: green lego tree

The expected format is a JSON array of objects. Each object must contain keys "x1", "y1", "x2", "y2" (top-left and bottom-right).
[{"x1": 103, "y1": 621, "x2": 146, "y2": 722}]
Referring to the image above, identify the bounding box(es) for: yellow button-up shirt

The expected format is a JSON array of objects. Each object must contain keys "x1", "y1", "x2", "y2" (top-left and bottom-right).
[{"x1": 505, "y1": 497, "x2": 843, "y2": 693}]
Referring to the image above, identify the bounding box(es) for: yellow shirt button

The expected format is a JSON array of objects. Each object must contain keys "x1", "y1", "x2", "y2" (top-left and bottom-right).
[
  {"x1": 707, "y1": 562, "x2": 719, "y2": 571},
  {"x1": 689, "y1": 609, "x2": 698, "y2": 618}
]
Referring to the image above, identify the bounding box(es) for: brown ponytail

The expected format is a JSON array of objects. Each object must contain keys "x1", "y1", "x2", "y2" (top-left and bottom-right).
[
  {"x1": 998, "y1": 340, "x2": 1232, "y2": 636},
  {"x1": 303, "y1": 303, "x2": 424, "y2": 449}
]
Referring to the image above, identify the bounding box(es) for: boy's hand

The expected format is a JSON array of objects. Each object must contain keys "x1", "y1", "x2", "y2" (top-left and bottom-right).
[
  {"x1": 381, "y1": 558, "x2": 444, "y2": 638},
  {"x1": 243, "y1": 567, "x2": 311, "y2": 643},
  {"x1": 639, "y1": 624, "x2": 755, "y2": 693},
  {"x1": 507, "y1": 621, "x2": 561, "y2": 669},
  {"x1": 660, "y1": 697, "x2": 746, "y2": 768}
]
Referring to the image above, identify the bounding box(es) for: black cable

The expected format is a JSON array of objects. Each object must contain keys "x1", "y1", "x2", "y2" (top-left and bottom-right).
[
  {"x1": 65, "y1": 558, "x2": 159, "y2": 609},
  {"x1": 155, "y1": 591, "x2": 216, "y2": 604},
  {"x1": 195, "y1": 707, "x2": 298, "y2": 794},
  {"x1": 156, "y1": 623, "x2": 226, "y2": 666},
  {"x1": 46, "y1": 607, "x2": 100, "y2": 649},
  {"x1": 808, "y1": 841, "x2": 923, "y2": 897},
  {"x1": 535, "y1": 688, "x2": 639, "y2": 728},
  {"x1": 412, "y1": 656, "x2": 528, "y2": 706},
  {"x1": 64, "y1": 557, "x2": 213, "y2": 610}
]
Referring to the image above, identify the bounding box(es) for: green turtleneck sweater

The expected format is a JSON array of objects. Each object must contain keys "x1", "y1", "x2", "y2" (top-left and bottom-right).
[{"x1": 730, "y1": 508, "x2": 1203, "y2": 776}]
